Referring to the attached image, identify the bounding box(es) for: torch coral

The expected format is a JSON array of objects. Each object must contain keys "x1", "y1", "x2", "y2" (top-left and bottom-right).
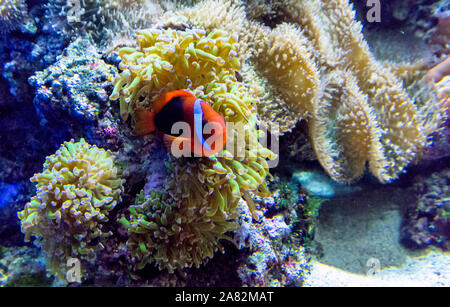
[
  {"x1": 110, "y1": 28, "x2": 242, "y2": 121},
  {"x1": 122, "y1": 189, "x2": 237, "y2": 272},
  {"x1": 17, "y1": 139, "x2": 124, "y2": 279},
  {"x1": 111, "y1": 27, "x2": 276, "y2": 271}
]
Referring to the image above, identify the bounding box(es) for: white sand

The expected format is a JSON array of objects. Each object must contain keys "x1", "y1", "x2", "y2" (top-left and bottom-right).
[{"x1": 304, "y1": 251, "x2": 450, "y2": 287}]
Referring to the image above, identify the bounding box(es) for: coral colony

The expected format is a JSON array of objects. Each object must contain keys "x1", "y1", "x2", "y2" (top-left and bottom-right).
[{"x1": 0, "y1": 0, "x2": 447, "y2": 286}]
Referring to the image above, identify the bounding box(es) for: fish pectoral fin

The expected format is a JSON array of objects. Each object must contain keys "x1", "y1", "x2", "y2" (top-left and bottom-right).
[
  {"x1": 133, "y1": 108, "x2": 156, "y2": 136},
  {"x1": 162, "y1": 134, "x2": 191, "y2": 155}
]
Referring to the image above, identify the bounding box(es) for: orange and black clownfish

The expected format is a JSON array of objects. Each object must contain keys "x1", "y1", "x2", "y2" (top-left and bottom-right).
[{"x1": 133, "y1": 90, "x2": 227, "y2": 157}]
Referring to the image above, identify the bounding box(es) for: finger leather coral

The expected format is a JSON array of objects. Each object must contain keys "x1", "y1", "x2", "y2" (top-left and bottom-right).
[
  {"x1": 282, "y1": 0, "x2": 446, "y2": 182},
  {"x1": 186, "y1": 0, "x2": 446, "y2": 183}
]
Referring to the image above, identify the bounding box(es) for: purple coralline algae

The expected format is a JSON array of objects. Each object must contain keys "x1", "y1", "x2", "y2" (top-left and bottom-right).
[
  {"x1": 0, "y1": 245, "x2": 55, "y2": 286},
  {"x1": 235, "y1": 197, "x2": 310, "y2": 287},
  {"x1": 27, "y1": 37, "x2": 122, "y2": 150},
  {"x1": 29, "y1": 38, "x2": 118, "y2": 124},
  {"x1": 0, "y1": 0, "x2": 32, "y2": 35},
  {"x1": 0, "y1": 1, "x2": 69, "y2": 102},
  {"x1": 0, "y1": 183, "x2": 31, "y2": 246},
  {"x1": 402, "y1": 168, "x2": 450, "y2": 250}
]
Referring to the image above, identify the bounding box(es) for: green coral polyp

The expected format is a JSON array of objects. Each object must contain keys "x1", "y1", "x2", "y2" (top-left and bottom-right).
[
  {"x1": 17, "y1": 139, "x2": 124, "y2": 278},
  {"x1": 110, "y1": 28, "x2": 244, "y2": 121},
  {"x1": 125, "y1": 191, "x2": 237, "y2": 272}
]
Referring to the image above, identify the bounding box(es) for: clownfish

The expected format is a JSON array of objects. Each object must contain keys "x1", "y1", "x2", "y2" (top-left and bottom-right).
[{"x1": 134, "y1": 90, "x2": 227, "y2": 157}]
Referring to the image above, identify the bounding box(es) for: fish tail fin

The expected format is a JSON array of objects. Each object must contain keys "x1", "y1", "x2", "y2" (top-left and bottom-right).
[{"x1": 133, "y1": 108, "x2": 156, "y2": 135}]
